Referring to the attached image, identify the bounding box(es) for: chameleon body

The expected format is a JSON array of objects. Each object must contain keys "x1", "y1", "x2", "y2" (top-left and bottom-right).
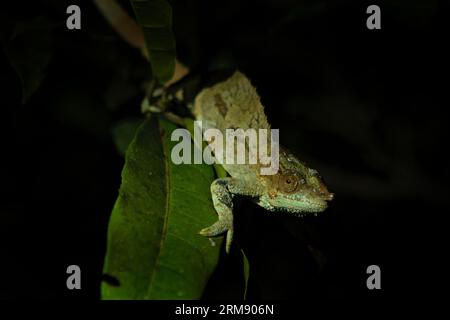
[{"x1": 193, "y1": 71, "x2": 333, "y2": 253}]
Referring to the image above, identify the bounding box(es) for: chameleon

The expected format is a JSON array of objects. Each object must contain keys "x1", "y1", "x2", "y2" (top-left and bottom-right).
[{"x1": 192, "y1": 71, "x2": 334, "y2": 253}]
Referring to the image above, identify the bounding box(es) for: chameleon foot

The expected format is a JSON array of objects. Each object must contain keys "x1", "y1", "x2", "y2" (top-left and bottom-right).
[
  {"x1": 199, "y1": 179, "x2": 234, "y2": 253},
  {"x1": 199, "y1": 222, "x2": 233, "y2": 254}
]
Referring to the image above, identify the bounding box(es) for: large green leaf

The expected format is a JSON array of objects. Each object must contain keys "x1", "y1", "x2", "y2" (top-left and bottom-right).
[
  {"x1": 130, "y1": 0, "x2": 176, "y2": 84},
  {"x1": 102, "y1": 115, "x2": 223, "y2": 299}
]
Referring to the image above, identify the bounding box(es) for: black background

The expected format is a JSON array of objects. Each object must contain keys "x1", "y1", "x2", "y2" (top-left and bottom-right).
[{"x1": 1, "y1": 0, "x2": 447, "y2": 303}]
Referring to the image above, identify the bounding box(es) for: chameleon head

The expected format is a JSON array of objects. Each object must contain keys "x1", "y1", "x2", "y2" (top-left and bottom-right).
[{"x1": 257, "y1": 149, "x2": 334, "y2": 214}]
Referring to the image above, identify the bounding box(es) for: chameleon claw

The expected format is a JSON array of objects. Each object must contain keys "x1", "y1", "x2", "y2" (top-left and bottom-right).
[
  {"x1": 198, "y1": 227, "x2": 213, "y2": 237},
  {"x1": 198, "y1": 222, "x2": 234, "y2": 254}
]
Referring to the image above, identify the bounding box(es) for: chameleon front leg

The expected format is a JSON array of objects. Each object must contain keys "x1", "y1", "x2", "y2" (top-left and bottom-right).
[
  {"x1": 199, "y1": 177, "x2": 263, "y2": 253},
  {"x1": 199, "y1": 179, "x2": 234, "y2": 253}
]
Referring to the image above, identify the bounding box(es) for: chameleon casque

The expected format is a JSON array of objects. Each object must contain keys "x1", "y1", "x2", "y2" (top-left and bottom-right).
[{"x1": 190, "y1": 71, "x2": 334, "y2": 253}]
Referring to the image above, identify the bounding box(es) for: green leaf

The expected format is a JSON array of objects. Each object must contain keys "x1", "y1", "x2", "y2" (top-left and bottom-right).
[
  {"x1": 130, "y1": 0, "x2": 176, "y2": 84},
  {"x1": 241, "y1": 249, "x2": 250, "y2": 300},
  {"x1": 111, "y1": 118, "x2": 144, "y2": 156},
  {"x1": 102, "y1": 116, "x2": 222, "y2": 299}
]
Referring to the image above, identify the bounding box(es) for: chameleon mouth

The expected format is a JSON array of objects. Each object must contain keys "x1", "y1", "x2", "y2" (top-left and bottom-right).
[
  {"x1": 322, "y1": 192, "x2": 334, "y2": 201},
  {"x1": 298, "y1": 199, "x2": 328, "y2": 213},
  {"x1": 268, "y1": 196, "x2": 329, "y2": 214},
  {"x1": 301, "y1": 191, "x2": 334, "y2": 212}
]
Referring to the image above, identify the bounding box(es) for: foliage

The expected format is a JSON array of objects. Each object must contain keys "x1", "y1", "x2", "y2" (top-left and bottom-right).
[
  {"x1": 130, "y1": 0, "x2": 176, "y2": 84},
  {"x1": 102, "y1": 116, "x2": 223, "y2": 299}
]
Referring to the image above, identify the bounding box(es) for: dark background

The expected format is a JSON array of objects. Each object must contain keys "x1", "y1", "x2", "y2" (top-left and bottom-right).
[{"x1": 1, "y1": 0, "x2": 447, "y2": 301}]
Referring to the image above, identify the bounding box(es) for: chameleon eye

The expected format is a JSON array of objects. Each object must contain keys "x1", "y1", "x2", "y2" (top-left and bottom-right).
[{"x1": 280, "y1": 175, "x2": 299, "y2": 193}]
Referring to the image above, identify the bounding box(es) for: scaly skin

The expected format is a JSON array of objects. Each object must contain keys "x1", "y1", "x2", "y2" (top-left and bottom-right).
[{"x1": 194, "y1": 71, "x2": 333, "y2": 253}]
